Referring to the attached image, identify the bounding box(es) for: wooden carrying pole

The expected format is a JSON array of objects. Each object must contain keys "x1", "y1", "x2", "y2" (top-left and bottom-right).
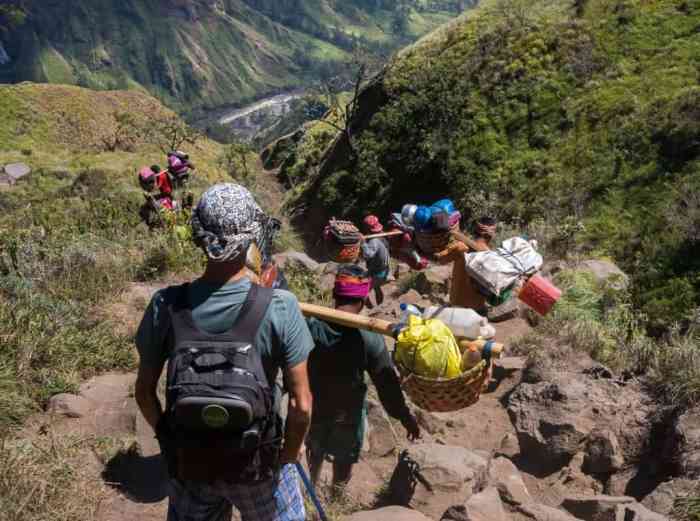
[
  {"x1": 362, "y1": 230, "x2": 404, "y2": 240},
  {"x1": 299, "y1": 302, "x2": 503, "y2": 357}
]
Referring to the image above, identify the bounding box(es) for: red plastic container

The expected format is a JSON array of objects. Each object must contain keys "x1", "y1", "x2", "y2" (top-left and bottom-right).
[{"x1": 518, "y1": 274, "x2": 562, "y2": 316}]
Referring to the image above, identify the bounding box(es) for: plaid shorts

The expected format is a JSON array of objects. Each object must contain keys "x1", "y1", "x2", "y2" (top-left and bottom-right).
[{"x1": 167, "y1": 464, "x2": 305, "y2": 521}]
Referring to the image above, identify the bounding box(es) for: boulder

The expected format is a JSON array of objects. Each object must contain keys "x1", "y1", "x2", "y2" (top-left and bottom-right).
[
  {"x1": 488, "y1": 299, "x2": 520, "y2": 323},
  {"x1": 366, "y1": 398, "x2": 398, "y2": 457},
  {"x1": 667, "y1": 406, "x2": 700, "y2": 478},
  {"x1": 495, "y1": 433, "x2": 520, "y2": 459},
  {"x1": 578, "y1": 260, "x2": 629, "y2": 290},
  {"x1": 341, "y1": 506, "x2": 433, "y2": 521},
  {"x1": 556, "y1": 452, "x2": 603, "y2": 495},
  {"x1": 618, "y1": 503, "x2": 669, "y2": 521},
  {"x1": 517, "y1": 503, "x2": 580, "y2": 521},
  {"x1": 389, "y1": 443, "x2": 489, "y2": 519},
  {"x1": 507, "y1": 381, "x2": 595, "y2": 470},
  {"x1": 506, "y1": 363, "x2": 655, "y2": 474},
  {"x1": 4, "y1": 162, "x2": 31, "y2": 182},
  {"x1": 273, "y1": 250, "x2": 320, "y2": 272},
  {"x1": 642, "y1": 478, "x2": 697, "y2": 516},
  {"x1": 413, "y1": 266, "x2": 451, "y2": 297},
  {"x1": 395, "y1": 262, "x2": 413, "y2": 279},
  {"x1": 79, "y1": 373, "x2": 135, "y2": 404},
  {"x1": 488, "y1": 456, "x2": 531, "y2": 506},
  {"x1": 47, "y1": 393, "x2": 95, "y2": 418},
  {"x1": 561, "y1": 495, "x2": 635, "y2": 520},
  {"x1": 583, "y1": 428, "x2": 624, "y2": 474},
  {"x1": 441, "y1": 487, "x2": 507, "y2": 521}
]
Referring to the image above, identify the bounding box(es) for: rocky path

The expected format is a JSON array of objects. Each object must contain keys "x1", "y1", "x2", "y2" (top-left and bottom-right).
[{"x1": 30, "y1": 261, "x2": 696, "y2": 521}]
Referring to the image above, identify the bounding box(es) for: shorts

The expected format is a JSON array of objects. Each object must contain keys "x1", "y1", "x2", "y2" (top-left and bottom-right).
[
  {"x1": 167, "y1": 464, "x2": 305, "y2": 521},
  {"x1": 306, "y1": 409, "x2": 367, "y2": 465},
  {"x1": 370, "y1": 270, "x2": 389, "y2": 289}
]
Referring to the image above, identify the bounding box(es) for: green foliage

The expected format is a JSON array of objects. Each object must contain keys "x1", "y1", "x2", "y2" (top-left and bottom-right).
[
  {"x1": 285, "y1": 264, "x2": 332, "y2": 306},
  {"x1": 0, "y1": 167, "x2": 210, "y2": 432},
  {"x1": 514, "y1": 266, "x2": 700, "y2": 407},
  {"x1": 292, "y1": 0, "x2": 700, "y2": 331},
  {"x1": 5, "y1": 1, "x2": 467, "y2": 113}
]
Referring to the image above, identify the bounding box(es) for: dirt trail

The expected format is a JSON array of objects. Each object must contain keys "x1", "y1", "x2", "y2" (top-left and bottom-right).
[{"x1": 30, "y1": 272, "x2": 538, "y2": 521}]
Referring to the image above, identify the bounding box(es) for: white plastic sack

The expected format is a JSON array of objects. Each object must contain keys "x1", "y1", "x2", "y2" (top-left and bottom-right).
[{"x1": 464, "y1": 237, "x2": 543, "y2": 297}]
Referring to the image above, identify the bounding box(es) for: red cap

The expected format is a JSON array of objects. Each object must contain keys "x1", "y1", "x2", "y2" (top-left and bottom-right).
[{"x1": 363, "y1": 215, "x2": 383, "y2": 233}]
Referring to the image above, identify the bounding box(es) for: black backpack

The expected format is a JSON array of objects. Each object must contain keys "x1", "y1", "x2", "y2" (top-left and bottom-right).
[{"x1": 162, "y1": 283, "x2": 281, "y2": 483}]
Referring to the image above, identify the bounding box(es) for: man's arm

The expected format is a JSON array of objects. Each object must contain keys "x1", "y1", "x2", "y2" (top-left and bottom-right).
[
  {"x1": 280, "y1": 361, "x2": 312, "y2": 464},
  {"x1": 135, "y1": 361, "x2": 166, "y2": 431}
]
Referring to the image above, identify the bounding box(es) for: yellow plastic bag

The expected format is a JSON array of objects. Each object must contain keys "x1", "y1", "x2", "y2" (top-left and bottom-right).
[{"x1": 395, "y1": 315, "x2": 462, "y2": 379}]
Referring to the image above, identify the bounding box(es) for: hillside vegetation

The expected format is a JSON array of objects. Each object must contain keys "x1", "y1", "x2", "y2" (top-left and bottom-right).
[
  {"x1": 0, "y1": 83, "x2": 237, "y2": 433},
  {"x1": 0, "y1": 0, "x2": 466, "y2": 114},
  {"x1": 286, "y1": 0, "x2": 700, "y2": 330}
]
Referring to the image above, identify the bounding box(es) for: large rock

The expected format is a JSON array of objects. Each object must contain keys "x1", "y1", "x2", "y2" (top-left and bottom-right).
[
  {"x1": 488, "y1": 456, "x2": 531, "y2": 506},
  {"x1": 4, "y1": 162, "x2": 31, "y2": 183},
  {"x1": 389, "y1": 443, "x2": 489, "y2": 519},
  {"x1": 561, "y1": 495, "x2": 635, "y2": 520},
  {"x1": 341, "y1": 506, "x2": 433, "y2": 521},
  {"x1": 642, "y1": 479, "x2": 697, "y2": 516},
  {"x1": 619, "y1": 503, "x2": 669, "y2": 521},
  {"x1": 413, "y1": 266, "x2": 451, "y2": 297},
  {"x1": 517, "y1": 503, "x2": 580, "y2": 521},
  {"x1": 47, "y1": 393, "x2": 95, "y2": 418},
  {"x1": 666, "y1": 406, "x2": 700, "y2": 479},
  {"x1": 579, "y1": 260, "x2": 629, "y2": 290},
  {"x1": 441, "y1": 487, "x2": 507, "y2": 521},
  {"x1": 583, "y1": 428, "x2": 624, "y2": 474},
  {"x1": 366, "y1": 398, "x2": 398, "y2": 457},
  {"x1": 273, "y1": 250, "x2": 320, "y2": 272},
  {"x1": 506, "y1": 361, "x2": 655, "y2": 474}
]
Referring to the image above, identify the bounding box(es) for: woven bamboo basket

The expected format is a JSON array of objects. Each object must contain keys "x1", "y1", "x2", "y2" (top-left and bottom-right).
[
  {"x1": 414, "y1": 223, "x2": 458, "y2": 256},
  {"x1": 326, "y1": 241, "x2": 361, "y2": 263},
  {"x1": 398, "y1": 360, "x2": 489, "y2": 412}
]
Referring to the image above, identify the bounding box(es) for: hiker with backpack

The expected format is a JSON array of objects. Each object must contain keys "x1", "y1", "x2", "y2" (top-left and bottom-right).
[
  {"x1": 360, "y1": 215, "x2": 391, "y2": 308},
  {"x1": 305, "y1": 265, "x2": 420, "y2": 493},
  {"x1": 167, "y1": 150, "x2": 196, "y2": 188},
  {"x1": 449, "y1": 216, "x2": 498, "y2": 315},
  {"x1": 135, "y1": 183, "x2": 314, "y2": 521}
]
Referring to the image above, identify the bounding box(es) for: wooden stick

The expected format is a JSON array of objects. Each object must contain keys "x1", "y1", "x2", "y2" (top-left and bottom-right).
[
  {"x1": 363, "y1": 230, "x2": 404, "y2": 240},
  {"x1": 299, "y1": 302, "x2": 505, "y2": 358},
  {"x1": 451, "y1": 229, "x2": 490, "y2": 252},
  {"x1": 299, "y1": 303, "x2": 395, "y2": 336}
]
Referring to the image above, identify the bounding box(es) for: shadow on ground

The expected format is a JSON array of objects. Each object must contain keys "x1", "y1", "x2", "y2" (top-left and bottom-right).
[{"x1": 103, "y1": 449, "x2": 169, "y2": 503}]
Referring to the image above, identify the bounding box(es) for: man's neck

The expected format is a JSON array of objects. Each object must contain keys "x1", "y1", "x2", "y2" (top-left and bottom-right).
[{"x1": 200, "y1": 261, "x2": 248, "y2": 285}]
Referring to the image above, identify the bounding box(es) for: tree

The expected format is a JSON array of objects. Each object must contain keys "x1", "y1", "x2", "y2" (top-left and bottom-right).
[
  {"x1": 219, "y1": 142, "x2": 255, "y2": 184},
  {"x1": 151, "y1": 115, "x2": 201, "y2": 154},
  {"x1": 0, "y1": 1, "x2": 26, "y2": 37},
  {"x1": 309, "y1": 45, "x2": 386, "y2": 159},
  {"x1": 391, "y1": 1, "x2": 411, "y2": 37}
]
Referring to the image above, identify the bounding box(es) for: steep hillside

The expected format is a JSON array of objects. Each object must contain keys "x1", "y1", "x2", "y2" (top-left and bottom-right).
[
  {"x1": 0, "y1": 0, "x2": 466, "y2": 114},
  {"x1": 284, "y1": 0, "x2": 700, "y2": 328}
]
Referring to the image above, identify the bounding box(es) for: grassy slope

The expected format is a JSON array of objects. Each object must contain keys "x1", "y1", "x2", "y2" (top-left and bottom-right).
[
  {"x1": 289, "y1": 0, "x2": 700, "y2": 327},
  {"x1": 0, "y1": 83, "x2": 231, "y2": 433},
  {"x1": 2, "y1": 0, "x2": 463, "y2": 114}
]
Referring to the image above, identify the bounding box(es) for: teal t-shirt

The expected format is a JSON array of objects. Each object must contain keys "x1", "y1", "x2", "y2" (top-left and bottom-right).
[{"x1": 135, "y1": 277, "x2": 314, "y2": 386}]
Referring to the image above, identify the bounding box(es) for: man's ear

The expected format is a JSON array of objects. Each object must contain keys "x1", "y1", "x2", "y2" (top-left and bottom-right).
[{"x1": 245, "y1": 243, "x2": 262, "y2": 276}]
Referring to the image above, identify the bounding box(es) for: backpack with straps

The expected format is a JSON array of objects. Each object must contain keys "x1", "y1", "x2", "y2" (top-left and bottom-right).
[{"x1": 162, "y1": 283, "x2": 281, "y2": 483}]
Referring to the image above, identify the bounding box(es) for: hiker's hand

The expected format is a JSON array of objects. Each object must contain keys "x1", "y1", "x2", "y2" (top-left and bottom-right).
[
  {"x1": 280, "y1": 442, "x2": 305, "y2": 464},
  {"x1": 402, "y1": 415, "x2": 421, "y2": 441}
]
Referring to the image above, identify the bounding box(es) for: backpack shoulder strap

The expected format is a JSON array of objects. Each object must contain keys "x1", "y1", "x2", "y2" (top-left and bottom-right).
[{"x1": 231, "y1": 283, "x2": 274, "y2": 342}]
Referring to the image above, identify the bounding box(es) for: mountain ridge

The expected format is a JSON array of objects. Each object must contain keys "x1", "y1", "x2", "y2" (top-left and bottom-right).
[{"x1": 0, "y1": 0, "x2": 465, "y2": 115}]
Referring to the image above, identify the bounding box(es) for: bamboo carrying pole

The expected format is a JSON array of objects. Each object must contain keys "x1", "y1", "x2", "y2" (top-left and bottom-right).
[
  {"x1": 299, "y1": 302, "x2": 503, "y2": 358},
  {"x1": 362, "y1": 230, "x2": 404, "y2": 240}
]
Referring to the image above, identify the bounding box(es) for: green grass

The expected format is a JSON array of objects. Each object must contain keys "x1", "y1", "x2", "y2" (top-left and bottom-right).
[{"x1": 5, "y1": 1, "x2": 467, "y2": 114}]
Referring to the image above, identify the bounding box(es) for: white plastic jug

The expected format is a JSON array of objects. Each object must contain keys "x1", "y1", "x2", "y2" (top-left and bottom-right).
[{"x1": 421, "y1": 306, "x2": 488, "y2": 339}]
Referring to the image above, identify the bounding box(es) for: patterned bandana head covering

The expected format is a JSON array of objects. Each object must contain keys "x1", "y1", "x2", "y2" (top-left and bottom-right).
[
  {"x1": 191, "y1": 183, "x2": 267, "y2": 263},
  {"x1": 334, "y1": 264, "x2": 372, "y2": 299}
]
